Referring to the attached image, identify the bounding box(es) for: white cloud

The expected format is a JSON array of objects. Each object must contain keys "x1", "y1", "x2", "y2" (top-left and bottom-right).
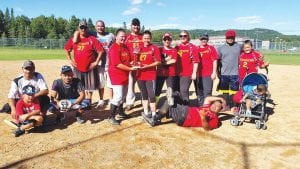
[
  {"x1": 122, "y1": 7, "x2": 141, "y2": 15},
  {"x1": 157, "y1": 2, "x2": 165, "y2": 6},
  {"x1": 234, "y1": 16, "x2": 263, "y2": 24},
  {"x1": 14, "y1": 7, "x2": 24, "y2": 12},
  {"x1": 129, "y1": 0, "x2": 143, "y2": 5},
  {"x1": 149, "y1": 24, "x2": 179, "y2": 30},
  {"x1": 146, "y1": 0, "x2": 151, "y2": 4}
]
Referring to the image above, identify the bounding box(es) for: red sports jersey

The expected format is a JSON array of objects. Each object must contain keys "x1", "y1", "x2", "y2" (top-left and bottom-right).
[
  {"x1": 125, "y1": 33, "x2": 143, "y2": 55},
  {"x1": 137, "y1": 44, "x2": 161, "y2": 80},
  {"x1": 65, "y1": 36, "x2": 104, "y2": 72},
  {"x1": 16, "y1": 99, "x2": 41, "y2": 123},
  {"x1": 157, "y1": 47, "x2": 178, "y2": 76},
  {"x1": 108, "y1": 43, "x2": 132, "y2": 85},
  {"x1": 182, "y1": 105, "x2": 219, "y2": 129},
  {"x1": 175, "y1": 43, "x2": 200, "y2": 77},
  {"x1": 239, "y1": 50, "x2": 264, "y2": 82},
  {"x1": 198, "y1": 44, "x2": 218, "y2": 77}
]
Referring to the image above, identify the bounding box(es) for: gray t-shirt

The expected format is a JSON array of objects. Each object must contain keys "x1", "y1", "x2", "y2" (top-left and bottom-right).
[
  {"x1": 217, "y1": 43, "x2": 242, "y2": 75},
  {"x1": 91, "y1": 32, "x2": 115, "y2": 70},
  {"x1": 51, "y1": 78, "x2": 84, "y2": 100}
]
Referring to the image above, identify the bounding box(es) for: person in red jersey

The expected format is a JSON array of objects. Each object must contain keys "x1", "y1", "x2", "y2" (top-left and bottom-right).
[
  {"x1": 195, "y1": 34, "x2": 219, "y2": 106},
  {"x1": 107, "y1": 28, "x2": 138, "y2": 125},
  {"x1": 175, "y1": 30, "x2": 199, "y2": 105},
  {"x1": 143, "y1": 87, "x2": 226, "y2": 130},
  {"x1": 155, "y1": 32, "x2": 178, "y2": 104},
  {"x1": 137, "y1": 30, "x2": 161, "y2": 120},
  {"x1": 239, "y1": 40, "x2": 269, "y2": 83},
  {"x1": 64, "y1": 20, "x2": 104, "y2": 106},
  {"x1": 124, "y1": 18, "x2": 144, "y2": 111},
  {"x1": 14, "y1": 85, "x2": 43, "y2": 137}
]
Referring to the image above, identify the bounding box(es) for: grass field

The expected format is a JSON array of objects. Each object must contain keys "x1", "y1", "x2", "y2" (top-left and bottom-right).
[{"x1": 0, "y1": 48, "x2": 300, "y2": 65}]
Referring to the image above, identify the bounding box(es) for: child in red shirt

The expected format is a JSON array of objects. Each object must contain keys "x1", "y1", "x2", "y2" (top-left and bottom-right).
[
  {"x1": 14, "y1": 85, "x2": 43, "y2": 137},
  {"x1": 239, "y1": 40, "x2": 269, "y2": 83}
]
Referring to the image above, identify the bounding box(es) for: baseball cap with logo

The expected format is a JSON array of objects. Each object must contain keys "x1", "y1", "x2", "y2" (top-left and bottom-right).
[
  {"x1": 61, "y1": 65, "x2": 73, "y2": 74},
  {"x1": 22, "y1": 85, "x2": 36, "y2": 96},
  {"x1": 22, "y1": 60, "x2": 35, "y2": 69},
  {"x1": 199, "y1": 34, "x2": 209, "y2": 40}
]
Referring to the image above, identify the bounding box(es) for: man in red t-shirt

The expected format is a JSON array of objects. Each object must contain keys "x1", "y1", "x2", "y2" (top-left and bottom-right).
[
  {"x1": 64, "y1": 20, "x2": 104, "y2": 105},
  {"x1": 143, "y1": 87, "x2": 226, "y2": 130},
  {"x1": 124, "y1": 18, "x2": 144, "y2": 111}
]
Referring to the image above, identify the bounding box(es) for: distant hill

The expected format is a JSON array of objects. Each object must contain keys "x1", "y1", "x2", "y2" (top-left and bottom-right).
[{"x1": 151, "y1": 28, "x2": 300, "y2": 42}]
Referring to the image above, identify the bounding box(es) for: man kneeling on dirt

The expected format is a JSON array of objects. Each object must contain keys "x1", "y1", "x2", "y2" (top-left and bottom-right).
[
  {"x1": 142, "y1": 87, "x2": 226, "y2": 130},
  {"x1": 49, "y1": 65, "x2": 87, "y2": 124}
]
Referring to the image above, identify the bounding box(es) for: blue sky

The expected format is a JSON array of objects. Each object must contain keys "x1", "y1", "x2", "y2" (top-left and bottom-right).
[{"x1": 1, "y1": 0, "x2": 300, "y2": 35}]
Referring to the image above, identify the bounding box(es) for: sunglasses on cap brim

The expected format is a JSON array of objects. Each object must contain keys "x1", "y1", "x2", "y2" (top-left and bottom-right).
[{"x1": 79, "y1": 25, "x2": 88, "y2": 30}]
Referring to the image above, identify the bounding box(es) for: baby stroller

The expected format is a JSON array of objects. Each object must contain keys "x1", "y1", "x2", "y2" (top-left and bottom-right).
[{"x1": 230, "y1": 73, "x2": 269, "y2": 130}]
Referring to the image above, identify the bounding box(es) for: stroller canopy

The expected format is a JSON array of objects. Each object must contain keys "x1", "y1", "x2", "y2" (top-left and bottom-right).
[{"x1": 242, "y1": 73, "x2": 268, "y2": 93}]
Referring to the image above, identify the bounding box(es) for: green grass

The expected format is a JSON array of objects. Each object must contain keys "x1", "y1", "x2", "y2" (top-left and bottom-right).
[
  {"x1": 0, "y1": 48, "x2": 300, "y2": 65},
  {"x1": 0, "y1": 48, "x2": 65, "y2": 60},
  {"x1": 263, "y1": 52, "x2": 300, "y2": 65}
]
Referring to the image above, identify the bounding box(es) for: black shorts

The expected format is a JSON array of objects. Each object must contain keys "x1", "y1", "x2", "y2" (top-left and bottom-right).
[{"x1": 169, "y1": 104, "x2": 188, "y2": 126}]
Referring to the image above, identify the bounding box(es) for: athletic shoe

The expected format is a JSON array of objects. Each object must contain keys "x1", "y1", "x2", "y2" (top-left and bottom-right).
[
  {"x1": 95, "y1": 100, "x2": 105, "y2": 108},
  {"x1": 166, "y1": 87, "x2": 174, "y2": 106},
  {"x1": 14, "y1": 128, "x2": 25, "y2": 137},
  {"x1": 125, "y1": 105, "x2": 133, "y2": 111},
  {"x1": 75, "y1": 113, "x2": 84, "y2": 124},
  {"x1": 108, "y1": 117, "x2": 120, "y2": 125},
  {"x1": 141, "y1": 111, "x2": 160, "y2": 127},
  {"x1": 118, "y1": 112, "x2": 131, "y2": 119}
]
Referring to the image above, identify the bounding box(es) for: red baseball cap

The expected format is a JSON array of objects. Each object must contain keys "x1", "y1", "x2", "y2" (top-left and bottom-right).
[
  {"x1": 162, "y1": 32, "x2": 172, "y2": 40},
  {"x1": 225, "y1": 29, "x2": 236, "y2": 38}
]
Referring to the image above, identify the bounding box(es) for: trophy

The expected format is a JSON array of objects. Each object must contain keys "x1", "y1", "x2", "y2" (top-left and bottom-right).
[{"x1": 133, "y1": 45, "x2": 140, "y2": 67}]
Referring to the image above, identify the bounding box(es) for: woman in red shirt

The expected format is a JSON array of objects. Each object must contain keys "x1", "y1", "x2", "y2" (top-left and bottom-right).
[
  {"x1": 108, "y1": 28, "x2": 138, "y2": 125},
  {"x1": 175, "y1": 30, "x2": 199, "y2": 105},
  {"x1": 137, "y1": 30, "x2": 161, "y2": 119},
  {"x1": 155, "y1": 33, "x2": 178, "y2": 103},
  {"x1": 195, "y1": 34, "x2": 218, "y2": 106}
]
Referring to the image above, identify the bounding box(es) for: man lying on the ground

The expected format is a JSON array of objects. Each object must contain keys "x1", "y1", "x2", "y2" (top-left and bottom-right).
[{"x1": 142, "y1": 87, "x2": 227, "y2": 131}]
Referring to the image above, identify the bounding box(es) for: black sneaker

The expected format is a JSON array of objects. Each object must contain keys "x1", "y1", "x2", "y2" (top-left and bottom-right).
[
  {"x1": 142, "y1": 112, "x2": 159, "y2": 127},
  {"x1": 108, "y1": 117, "x2": 120, "y2": 125},
  {"x1": 118, "y1": 112, "x2": 131, "y2": 119},
  {"x1": 14, "y1": 128, "x2": 25, "y2": 137}
]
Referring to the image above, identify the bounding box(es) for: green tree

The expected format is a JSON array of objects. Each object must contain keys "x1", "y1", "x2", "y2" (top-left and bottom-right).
[
  {"x1": 87, "y1": 18, "x2": 95, "y2": 32},
  {"x1": 15, "y1": 15, "x2": 31, "y2": 38},
  {"x1": 0, "y1": 10, "x2": 4, "y2": 35},
  {"x1": 65, "y1": 15, "x2": 79, "y2": 38},
  {"x1": 30, "y1": 15, "x2": 48, "y2": 38},
  {"x1": 4, "y1": 8, "x2": 10, "y2": 37}
]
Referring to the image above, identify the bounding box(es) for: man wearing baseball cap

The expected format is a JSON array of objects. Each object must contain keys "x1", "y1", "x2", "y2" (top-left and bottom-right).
[
  {"x1": 7, "y1": 60, "x2": 49, "y2": 123},
  {"x1": 50, "y1": 65, "x2": 86, "y2": 124},
  {"x1": 217, "y1": 30, "x2": 242, "y2": 109},
  {"x1": 124, "y1": 18, "x2": 143, "y2": 111}
]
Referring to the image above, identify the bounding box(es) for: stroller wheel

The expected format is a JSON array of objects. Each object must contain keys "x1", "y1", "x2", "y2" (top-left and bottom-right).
[
  {"x1": 261, "y1": 124, "x2": 267, "y2": 130},
  {"x1": 255, "y1": 120, "x2": 262, "y2": 129},
  {"x1": 230, "y1": 118, "x2": 239, "y2": 126}
]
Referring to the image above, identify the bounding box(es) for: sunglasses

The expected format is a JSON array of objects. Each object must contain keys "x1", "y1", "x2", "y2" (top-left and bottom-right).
[
  {"x1": 179, "y1": 35, "x2": 188, "y2": 38},
  {"x1": 163, "y1": 38, "x2": 172, "y2": 41},
  {"x1": 200, "y1": 38, "x2": 208, "y2": 41},
  {"x1": 79, "y1": 25, "x2": 88, "y2": 30}
]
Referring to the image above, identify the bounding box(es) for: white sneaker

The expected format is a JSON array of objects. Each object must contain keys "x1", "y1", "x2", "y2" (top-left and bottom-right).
[{"x1": 95, "y1": 100, "x2": 105, "y2": 108}]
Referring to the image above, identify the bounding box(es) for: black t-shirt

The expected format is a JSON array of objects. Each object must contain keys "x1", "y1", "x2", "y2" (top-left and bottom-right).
[{"x1": 51, "y1": 78, "x2": 84, "y2": 100}]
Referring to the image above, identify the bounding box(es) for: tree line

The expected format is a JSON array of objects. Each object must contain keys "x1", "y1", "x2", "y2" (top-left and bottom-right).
[{"x1": 1, "y1": 7, "x2": 300, "y2": 43}]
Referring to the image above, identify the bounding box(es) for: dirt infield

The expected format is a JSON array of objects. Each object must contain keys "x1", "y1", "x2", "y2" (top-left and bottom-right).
[{"x1": 0, "y1": 60, "x2": 299, "y2": 169}]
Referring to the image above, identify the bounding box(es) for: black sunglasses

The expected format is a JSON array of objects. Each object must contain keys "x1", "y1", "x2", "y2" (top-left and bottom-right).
[
  {"x1": 79, "y1": 25, "x2": 87, "y2": 30},
  {"x1": 179, "y1": 35, "x2": 188, "y2": 38}
]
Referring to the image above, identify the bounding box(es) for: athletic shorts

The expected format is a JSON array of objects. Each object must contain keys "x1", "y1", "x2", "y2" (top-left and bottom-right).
[
  {"x1": 217, "y1": 75, "x2": 239, "y2": 95},
  {"x1": 169, "y1": 104, "x2": 189, "y2": 126}
]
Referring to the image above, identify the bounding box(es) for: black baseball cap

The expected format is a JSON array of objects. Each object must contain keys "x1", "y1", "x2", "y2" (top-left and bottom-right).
[
  {"x1": 22, "y1": 85, "x2": 36, "y2": 95},
  {"x1": 22, "y1": 60, "x2": 35, "y2": 69},
  {"x1": 131, "y1": 18, "x2": 140, "y2": 26},
  {"x1": 199, "y1": 34, "x2": 209, "y2": 40},
  {"x1": 61, "y1": 65, "x2": 73, "y2": 74}
]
